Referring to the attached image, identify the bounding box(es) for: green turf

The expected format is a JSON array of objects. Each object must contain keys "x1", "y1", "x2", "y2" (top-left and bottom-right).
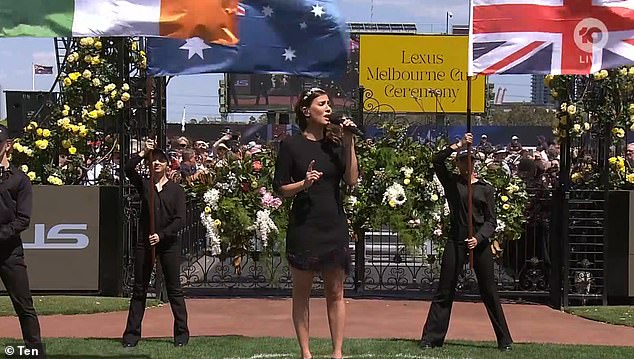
[
  {"x1": 0, "y1": 296, "x2": 161, "y2": 316},
  {"x1": 0, "y1": 337, "x2": 631, "y2": 359},
  {"x1": 568, "y1": 306, "x2": 634, "y2": 328}
]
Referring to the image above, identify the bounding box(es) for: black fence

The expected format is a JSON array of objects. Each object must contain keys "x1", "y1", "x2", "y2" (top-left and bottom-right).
[{"x1": 121, "y1": 187, "x2": 554, "y2": 301}]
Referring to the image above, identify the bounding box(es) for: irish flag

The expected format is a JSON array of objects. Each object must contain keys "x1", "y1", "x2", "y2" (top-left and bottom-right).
[{"x1": 0, "y1": 0, "x2": 240, "y2": 44}]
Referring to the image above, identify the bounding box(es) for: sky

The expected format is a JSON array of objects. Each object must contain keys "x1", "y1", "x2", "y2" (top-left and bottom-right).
[{"x1": 0, "y1": 0, "x2": 530, "y2": 122}]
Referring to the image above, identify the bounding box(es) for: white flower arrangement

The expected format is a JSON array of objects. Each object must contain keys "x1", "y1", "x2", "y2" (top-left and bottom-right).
[
  {"x1": 400, "y1": 166, "x2": 414, "y2": 178},
  {"x1": 200, "y1": 213, "x2": 221, "y2": 255},
  {"x1": 383, "y1": 182, "x2": 407, "y2": 207},
  {"x1": 248, "y1": 209, "x2": 279, "y2": 248},
  {"x1": 203, "y1": 188, "x2": 220, "y2": 211},
  {"x1": 496, "y1": 219, "x2": 507, "y2": 233}
]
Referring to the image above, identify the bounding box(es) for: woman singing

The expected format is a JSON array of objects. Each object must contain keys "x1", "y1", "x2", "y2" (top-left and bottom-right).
[
  {"x1": 273, "y1": 88, "x2": 359, "y2": 359},
  {"x1": 420, "y1": 133, "x2": 513, "y2": 351}
]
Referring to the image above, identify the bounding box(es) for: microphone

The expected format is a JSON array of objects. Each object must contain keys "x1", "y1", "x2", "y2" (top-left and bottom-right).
[{"x1": 329, "y1": 114, "x2": 364, "y2": 137}]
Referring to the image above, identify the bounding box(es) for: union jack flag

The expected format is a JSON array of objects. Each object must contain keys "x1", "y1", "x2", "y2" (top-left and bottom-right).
[{"x1": 469, "y1": 0, "x2": 634, "y2": 75}]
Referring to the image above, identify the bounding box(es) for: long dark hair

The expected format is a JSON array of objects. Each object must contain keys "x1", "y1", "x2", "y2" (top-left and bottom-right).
[{"x1": 294, "y1": 88, "x2": 342, "y2": 145}]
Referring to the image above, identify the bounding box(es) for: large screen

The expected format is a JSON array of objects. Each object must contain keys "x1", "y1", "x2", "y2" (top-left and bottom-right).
[{"x1": 227, "y1": 34, "x2": 360, "y2": 113}]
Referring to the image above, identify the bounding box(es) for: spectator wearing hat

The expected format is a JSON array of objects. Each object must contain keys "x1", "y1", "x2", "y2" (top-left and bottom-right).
[
  {"x1": 420, "y1": 132, "x2": 513, "y2": 352},
  {"x1": 122, "y1": 138, "x2": 189, "y2": 348},
  {"x1": 506, "y1": 136, "x2": 523, "y2": 153},
  {"x1": 0, "y1": 125, "x2": 43, "y2": 356},
  {"x1": 476, "y1": 134, "x2": 494, "y2": 155}
]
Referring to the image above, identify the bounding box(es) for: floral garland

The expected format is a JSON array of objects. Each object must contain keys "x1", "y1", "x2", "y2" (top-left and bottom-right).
[
  {"x1": 196, "y1": 146, "x2": 288, "y2": 261},
  {"x1": 546, "y1": 67, "x2": 634, "y2": 188},
  {"x1": 344, "y1": 123, "x2": 529, "y2": 256},
  {"x1": 11, "y1": 37, "x2": 146, "y2": 185},
  {"x1": 344, "y1": 123, "x2": 451, "y2": 251}
]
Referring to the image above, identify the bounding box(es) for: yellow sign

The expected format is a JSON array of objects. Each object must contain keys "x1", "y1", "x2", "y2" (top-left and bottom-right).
[{"x1": 359, "y1": 35, "x2": 486, "y2": 113}]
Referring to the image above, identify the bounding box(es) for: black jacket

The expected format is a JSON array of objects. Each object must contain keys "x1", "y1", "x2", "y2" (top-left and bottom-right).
[
  {"x1": 0, "y1": 165, "x2": 31, "y2": 251},
  {"x1": 432, "y1": 147, "x2": 497, "y2": 245},
  {"x1": 125, "y1": 155, "x2": 185, "y2": 245}
]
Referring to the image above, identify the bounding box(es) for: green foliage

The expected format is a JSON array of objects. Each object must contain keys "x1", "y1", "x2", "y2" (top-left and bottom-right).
[
  {"x1": 10, "y1": 37, "x2": 146, "y2": 185},
  {"x1": 195, "y1": 146, "x2": 288, "y2": 263},
  {"x1": 547, "y1": 68, "x2": 634, "y2": 189}
]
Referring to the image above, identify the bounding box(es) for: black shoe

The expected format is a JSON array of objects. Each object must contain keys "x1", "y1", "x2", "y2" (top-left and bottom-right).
[
  {"x1": 122, "y1": 341, "x2": 137, "y2": 348},
  {"x1": 499, "y1": 344, "x2": 512, "y2": 351},
  {"x1": 174, "y1": 341, "x2": 188, "y2": 347}
]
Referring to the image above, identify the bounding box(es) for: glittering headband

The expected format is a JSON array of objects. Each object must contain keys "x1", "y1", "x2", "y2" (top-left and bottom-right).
[{"x1": 302, "y1": 87, "x2": 326, "y2": 101}]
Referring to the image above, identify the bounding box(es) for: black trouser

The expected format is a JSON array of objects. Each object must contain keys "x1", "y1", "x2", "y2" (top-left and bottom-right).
[
  {"x1": 0, "y1": 245, "x2": 42, "y2": 346},
  {"x1": 421, "y1": 239, "x2": 512, "y2": 347},
  {"x1": 123, "y1": 239, "x2": 189, "y2": 344}
]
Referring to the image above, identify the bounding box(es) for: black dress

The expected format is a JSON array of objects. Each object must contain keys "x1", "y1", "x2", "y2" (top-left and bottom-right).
[{"x1": 273, "y1": 134, "x2": 351, "y2": 274}]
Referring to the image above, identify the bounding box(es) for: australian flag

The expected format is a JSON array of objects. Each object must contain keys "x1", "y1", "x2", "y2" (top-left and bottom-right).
[{"x1": 147, "y1": 0, "x2": 349, "y2": 79}]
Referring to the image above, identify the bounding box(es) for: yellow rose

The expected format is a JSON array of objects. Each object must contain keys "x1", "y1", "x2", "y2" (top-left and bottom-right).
[
  {"x1": 431, "y1": 194, "x2": 439, "y2": 202},
  {"x1": 600, "y1": 69, "x2": 608, "y2": 78},
  {"x1": 79, "y1": 129, "x2": 88, "y2": 137},
  {"x1": 84, "y1": 55, "x2": 92, "y2": 63},
  {"x1": 91, "y1": 57, "x2": 101, "y2": 65},
  {"x1": 502, "y1": 203, "x2": 510, "y2": 210},
  {"x1": 36, "y1": 128, "x2": 43, "y2": 136},
  {"x1": 567, "y1": 105, "x2": 576, "y2": 115},
  {"x1": 68, "y1": 146, "x2": 77, "y2": 155},
  {"x1": 27, "y1": 172, "x2": 36, "y2": 181},
  {"x1": 88, "y1": 110, "x2": 99, "y2": 119},
  {"x1": 117, "y1": 100, "x2": 124, "y2": 109},
  {"x1": 630, "y1": 67, "x2": 634, "y2": 76},
  {"x1": 214, "y1": 219, "x2": 222, "y2": 227},
  {"x1": 132, "y1": 41, "x2": 138, "y2": 51},
  {"x1": 544, "y1": 74, "x2": 554, "y2": 87},
  {"x1": 573, "y1": 124, "x2": 581, "y2": 132},
  {"x1": 63, "y1": 77, "x2": 72, "y2": 86},
  {"x1": 501, "y1": 195, "x2": 509, "y2": 202},
  {"x1": 62, "y1": 109, "x2": 69, "y2": 116},
  {"x1": 121, "y1": 92, "x2": 130, "y2": 102},
  {"x1": 122, "y1": 83, "x2": 130, "y2": 91},
  {"x1": 82, "y1": 70, "x2": 92, "y2": 79},
  {"x1": 13, "y1": 143, "x2": 23, "y2": 152},
  {"x1": 627, "y1": 174, "x2": 634, "y2": 184},
  {"x1": 620, "y1": 68, "x2": 628, "y2": 76},
  {"x1": 97, "y1": 109, "x2": 105, "y2": 118},
  {"x1": 92, "y1": 78, "x2": 101, "y2": 87},
  {"x1": 68, "y1": 72, "x2": 81, "y2": 81},
  {"x1": 389, "y1": 200, "x2": 396, "y2": 208},
  {"x1": 110, "y1": 90, "x2": 118, "y2": 99},
  {"x1": 583, "y1": 122, "x2": 590, "y2": 131},
  {"x1": 204, "y1": 206, "x2": 212, "y2": 214},
  {"x1": 35, "y1": 139, "x2": 48, "y2": 150},
  {"x1": 560, "y1": 102, "x2": 568, "y2": 111},
  {"x1": 79, "y1": 37, "x2": 89, "y2": 46},
  {"x1": 95, "y1": 101, "x2": 104, "y2": 110},
  {"x1": 403, "y1": 178, "x2": 411, "y2": 185},
  {"x1": 62, "y1": 140, "x2": 72, "y2": 149},
  {"x1": 251, "y1": 181, "x2": 259, "y2": 189},
  {"x1": 20, "y1": 165, "x2": 28, "y2": 173},
  {"x1": 94, "y1": 41, "x2": 102, "y2": 50},
  {"x1": 609, "y1": 157, "x2": 617, "y2": 165},
  {"x1": 47, "y1": 175, "x2": 63, "y2": 186},
  {"x1": 571, "y1": 172, "x2": 582, "y2": 183},
  {"x1": 64, "y1": 104, "x2": 70, "y2": 111},
  {"x1": 85, "y1": 37, "x2": 94, "y2": 46}
]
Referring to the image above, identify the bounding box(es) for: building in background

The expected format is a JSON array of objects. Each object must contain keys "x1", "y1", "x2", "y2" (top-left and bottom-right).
[{"x1": 531, "y1": 75, "x2": 554, "y2": 105}]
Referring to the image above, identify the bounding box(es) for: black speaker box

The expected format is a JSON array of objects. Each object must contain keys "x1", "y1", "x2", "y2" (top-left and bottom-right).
[{"x1": 4, "y1": 91, "x2": 56, "y2": 137}]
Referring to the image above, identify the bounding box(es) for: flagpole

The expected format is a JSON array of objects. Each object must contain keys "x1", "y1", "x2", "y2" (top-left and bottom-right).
[{"x1": 466, "y1": 0, "x2": 474, "y2": 271}]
